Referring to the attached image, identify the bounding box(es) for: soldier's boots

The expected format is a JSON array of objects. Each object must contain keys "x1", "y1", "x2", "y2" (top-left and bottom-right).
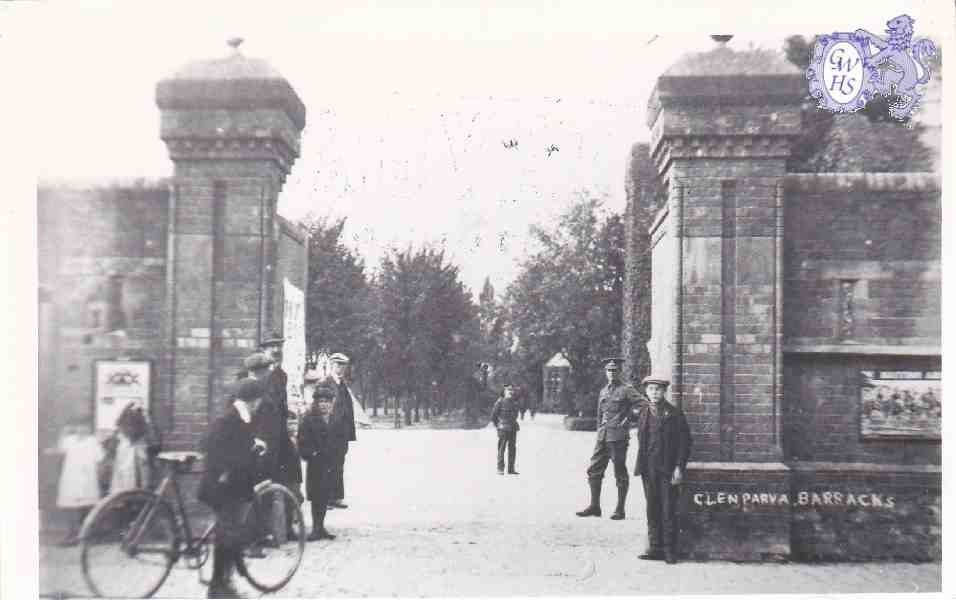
[
  {"x1": 576, "y1": 480, "x2": 602, "y2": 517},
  {"x1": 610, "y1": 485, "x2": 628, "y2": 520}
]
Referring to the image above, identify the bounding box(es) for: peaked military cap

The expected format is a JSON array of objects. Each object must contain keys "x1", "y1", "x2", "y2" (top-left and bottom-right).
[{"x1": 602, "y1": 356, "x2": 624, "y2": 370}]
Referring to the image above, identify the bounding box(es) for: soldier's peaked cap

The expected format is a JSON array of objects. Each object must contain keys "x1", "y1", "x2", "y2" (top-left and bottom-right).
[
  {"x1": 602, "y1": 357, "x2": 624, "y2": 370},
  {"x1": 642, "y1": 374, "x2": 670, "y2": 387},
  {"x1": 329, "y1": 353, "x2": 350, "y2": 364}
]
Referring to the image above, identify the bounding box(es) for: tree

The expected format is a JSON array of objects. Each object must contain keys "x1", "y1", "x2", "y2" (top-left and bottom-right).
[
  {"x1": 784, "y1": 35, "x2": 934, "y2": 172},
  {"x1": 301, "y1": 215, "x2": 379, "y2": 407},
  {"x1": 378, "y1": 245, "x2": 481, "y2": 424},
  {"x1": 506, "y1": 194, "x2": 625, "y2": 416}
]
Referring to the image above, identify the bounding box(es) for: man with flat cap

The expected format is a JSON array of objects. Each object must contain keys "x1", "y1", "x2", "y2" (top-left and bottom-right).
[
  {"x1": 634, "y1": 374, "x2": 691, "y2": 564},
  {"x1": 576, "y1": 357, "x2": 641, "y2": 520},
  {"x1": 325, "y1": 352, "x2": 356, "y2": 509}
]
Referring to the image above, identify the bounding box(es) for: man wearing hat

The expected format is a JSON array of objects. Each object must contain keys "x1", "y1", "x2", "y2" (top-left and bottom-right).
[
  {"x1": 490, "y1": 383, "x2": 520, "y2": 475},
  {"x1": 198, "y1": 378, "x2": 268, "y2": 598},
  {"x1": 244, "y1": 352, "x2": 284, "y2": 485},
  {"x1": 325, "y1": 352, "x2": 356, "y2": 509},
  {"x1": 259, "y1": 332, "x2": 303, "y2": 505},
  {"x1": 634, "y1": 375, "x2": 691, "y2": 564},
  {"x1": 576, "y1": 357, "x2": 641, "y2": 521},
  {"x1": 298, "y1": 384, "x2": 339, "y2": 541}
]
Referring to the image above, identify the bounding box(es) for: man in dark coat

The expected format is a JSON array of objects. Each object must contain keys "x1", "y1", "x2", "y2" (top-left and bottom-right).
[
  {"x1": 490, "y1": 383, "x2": 520, "y2": 475},
  {"x1": 259, "y1": 333, "x2": 303, "y2": 500},
  {"x1": 325, "y1": 352, "x2": 356, "y2": 509},
  {"x1": 245, "y1": 352, "x2": 283, "y2": 485},
  {"x1": 197, "y1": 378, "x2": 267, "y2": 599},
  {"x1": 297, "y1": 384, "x2": 338, "y2": 541},
  {"x1": 634, "y1": 375, "x2": 692, "y2": 564},
  {"x1": 576, "y1": 357, "x2": 641, "y2": 520}
]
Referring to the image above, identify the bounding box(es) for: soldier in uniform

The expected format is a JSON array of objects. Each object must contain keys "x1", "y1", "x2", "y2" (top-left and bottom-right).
[
  {"x1": 490, "y1": 383, "x2": 520, "y2": 475},
  {"x1": 576, "y1": 357, "x2": 641, "y2": 520},
  {"x1": 634, "y1": 375, "x2": 691, "y2": 564}
]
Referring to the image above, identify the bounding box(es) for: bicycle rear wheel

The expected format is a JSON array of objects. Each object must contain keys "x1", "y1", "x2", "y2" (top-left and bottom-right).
[
  {"x1": 80, "y1": 490, "x2": 178, "y2": 598},
  {"x1": 237, "y1": 483, "x2": 306, "y2": 593}
]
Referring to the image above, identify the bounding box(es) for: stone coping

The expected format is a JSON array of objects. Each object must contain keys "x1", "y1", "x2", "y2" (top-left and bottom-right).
[
  {"x1": 38, "y1": 176, "x2": 172, "y2": 191},
  {"x1": 783, "y1": 343, "x2": 940, "y2": 356},
  {"x1": 788, "y1": 461, "x2": 940, "y2": 475},
  {"x1": 277, "y1": 214, "x2": 308, "y2": 245},
  {"x1": 688, "y1": 461, "x2": 940, "y2": 475},
  {"x1": 783, "y1": 172, "x2": 940, "y2": 192},
  {"x1": 687, "y1": 461, "x2": 790, "y2": 471}
]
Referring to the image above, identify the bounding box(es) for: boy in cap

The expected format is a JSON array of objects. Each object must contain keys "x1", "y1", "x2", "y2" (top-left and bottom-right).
[
  {"x1": 490, "y1": 383, "x2": 520, "y2": 475},
  {"x1": 297, "y1": 385, "x2": 338, "y2": 541},
  {"x1": 633, "y1": 375, "x2": 691, "y2": 564},
  {"x1": 244, "y1": 352, "x2": 282, "y2": 485},
  {"x1": 197, "y1": 378, "x2": 268, "y2": 598},
  {"x1": 325, "y1": 352, "x2": 356, "y2": 509},
  {"x1": 576, "y1": 357, "x2": 641, "y2": 520}
]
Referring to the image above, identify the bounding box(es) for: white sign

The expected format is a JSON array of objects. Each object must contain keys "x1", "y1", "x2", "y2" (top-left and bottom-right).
[
  {"x1": 283, "y1": 278, "x2": 307, "y2": 404},
  {"x1": 94, "y1": 360, "x2": 151, "y2": 434}
]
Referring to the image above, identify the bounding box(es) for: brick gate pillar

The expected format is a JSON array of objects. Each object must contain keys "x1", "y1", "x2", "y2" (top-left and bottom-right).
[
  {"x1": 155, "y1": 39, "x2": 305, "y2": 450},
  {"x1": 645, "y1": 37, "x2": 804, "y2": 559}
]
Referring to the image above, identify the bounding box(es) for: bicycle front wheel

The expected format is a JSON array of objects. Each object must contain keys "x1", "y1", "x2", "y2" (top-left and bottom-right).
[
  {"x1": 237, "y1": 482, "x2": 306, "y2": 593},
  {"x1": 81, "y1": 490, "x2": 178, "y2": 598}
]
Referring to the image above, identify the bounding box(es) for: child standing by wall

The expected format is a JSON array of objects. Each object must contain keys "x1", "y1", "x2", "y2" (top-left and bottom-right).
[{"x1": 56, "y1": 418, "x2": 104, "y2": 546}]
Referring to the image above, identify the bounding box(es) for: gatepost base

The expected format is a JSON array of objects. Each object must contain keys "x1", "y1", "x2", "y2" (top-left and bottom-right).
[{"x1": 679, "y1": 462, "x2": 792, "y2": 561}]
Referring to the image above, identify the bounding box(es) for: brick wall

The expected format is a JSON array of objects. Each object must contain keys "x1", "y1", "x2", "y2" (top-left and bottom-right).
[
  {"x1": 783, "y1": 354, "x2": 941, "y2": 464},
  {"x1": 783, "y1": 174, "x2": 941, "y2": 347},
  {"x1": 37, "y1": 180, "x2": 171, "y2": 449}
]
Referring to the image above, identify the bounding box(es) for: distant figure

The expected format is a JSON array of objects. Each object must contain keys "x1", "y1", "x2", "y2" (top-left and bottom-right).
[
  {"x1": 56, "y1": 419, "x2": 104, "y2": 546},
  {"x1": 517, "y1": 385, "x2": 528, "y2": 421},
  {"x1": 491, "y1": 383, "x2": 520, "y2": 475}
]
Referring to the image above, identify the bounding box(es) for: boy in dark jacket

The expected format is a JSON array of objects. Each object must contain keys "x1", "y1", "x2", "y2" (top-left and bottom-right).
[
  {"x1": 197, "y1": 378, "x2": 268, "y2": 599},
  {"x1": 297, "y1": 385, "x2": 337, "y2": 541},
  {"x1": 633, "y1": 375, "x2": 692, "y2": 564}
]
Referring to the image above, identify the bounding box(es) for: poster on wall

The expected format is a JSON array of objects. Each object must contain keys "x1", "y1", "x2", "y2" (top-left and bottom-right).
[
  {"x1": 860, "y1": 370, "x2": 941, "y2": 440},
  {"x1": 283, "y1": 278, "x2": 307, "y2": 410},
  {"x1": 94, "y1": 360, "x2": 151, "y2": 434}
]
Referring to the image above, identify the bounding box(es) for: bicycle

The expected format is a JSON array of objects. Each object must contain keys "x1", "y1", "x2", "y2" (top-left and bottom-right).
[{"x1": 80, "y1": 451, "x2": 306, "y2": 598}]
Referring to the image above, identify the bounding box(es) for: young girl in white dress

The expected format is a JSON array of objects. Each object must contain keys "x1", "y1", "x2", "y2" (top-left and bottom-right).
[{"x1": 56, "y1": 419, "x2": 104, "y2": 545}]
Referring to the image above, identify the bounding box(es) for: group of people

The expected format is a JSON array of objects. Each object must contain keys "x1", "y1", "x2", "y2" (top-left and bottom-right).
[
  {"x1": 54, "y1": 399, "x2": 161, "y2": 546},
  {"x1": 198, "y1": 333, "x2": 357, "y2": 599},
  {"x1": 490, "y1": 357, "x2": 692, "y2": 565}
]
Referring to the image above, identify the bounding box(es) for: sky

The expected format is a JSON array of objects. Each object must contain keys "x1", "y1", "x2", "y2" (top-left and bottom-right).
[{"x1": 5, "y1": 0, "x2": 953, "y2": 295}]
